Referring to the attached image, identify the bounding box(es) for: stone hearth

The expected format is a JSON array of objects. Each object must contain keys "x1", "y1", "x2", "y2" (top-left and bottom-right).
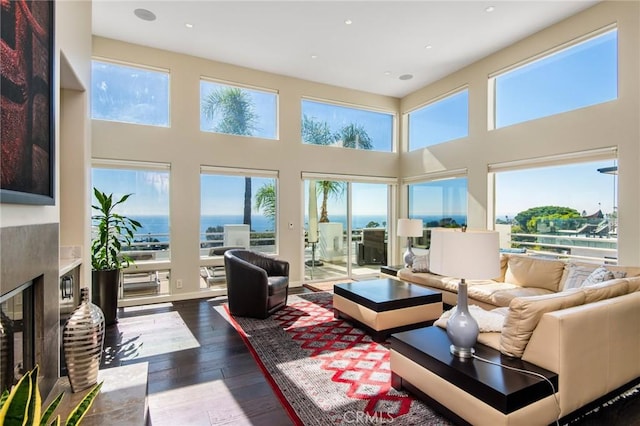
[{"x1": 0, "y1": 223, "x2": 59, "y2": 396}]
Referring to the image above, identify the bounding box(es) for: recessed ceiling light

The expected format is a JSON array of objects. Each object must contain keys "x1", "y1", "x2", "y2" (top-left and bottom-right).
[
  {"x1": 311, "y1": 55, "x2": 318, "y2": 59},
  {"x1": 185, "y1": 23, "x2": 194, "y2": 29},
  {"x1": 425, "y1": 45, "x2": 433, "y2": 50},
  {"x1": 399, "y1": 74, "x2": 413, "y2": 81},
  {"x1": 384, "y1": 71, "x2": 391, "y2": 76},
  {"x1": 345, "y1": 19, "x2": 353, "y2": 25},
  {"x1": 485, "y1": 6, "x2": 495, "y2": 13},
  {"x1": 134, "y1": 8, "x2": 156, "y2": 22}
]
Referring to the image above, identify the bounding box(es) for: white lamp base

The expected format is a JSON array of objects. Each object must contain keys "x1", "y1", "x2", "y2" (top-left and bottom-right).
[
  {"x1": 446, "y1": 279, "x2": 479, "y2": 359},
  {"x1": 403, "y1": 238, "x2": 415, "y2": 268}
]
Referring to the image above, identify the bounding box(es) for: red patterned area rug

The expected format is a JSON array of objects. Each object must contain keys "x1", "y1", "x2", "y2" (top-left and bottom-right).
[{"x1": 219, "y1": 292, "x2": 451, "y2": 425}]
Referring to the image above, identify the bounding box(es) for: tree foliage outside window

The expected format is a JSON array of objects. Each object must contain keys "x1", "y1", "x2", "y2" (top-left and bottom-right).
[
  {"x1": 301, "y1": 99, "x2": 392, "y2": 152},
  {"x1": 301, "y1": 114, "x2": 373, "y2": 222},
  {"x1": 200, "y1": 81, "x2": 277, "y2": 139},
  {"x1": 202, "y1": 86, "x2": 260, "y2": 227}
]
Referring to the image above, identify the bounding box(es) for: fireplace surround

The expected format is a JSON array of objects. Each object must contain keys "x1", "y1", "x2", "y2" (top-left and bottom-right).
[{"x1": 0, "y1": 223, "x2": 59, "y2": 396}]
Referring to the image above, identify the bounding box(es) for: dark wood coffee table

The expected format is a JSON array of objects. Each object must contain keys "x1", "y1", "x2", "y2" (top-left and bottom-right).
[
  {"x1": 390, "y1": 326, "x2": 558, "y2": 424},
  {"x1": 333, "y1": 278, "x2": 442, "y2": 342}
]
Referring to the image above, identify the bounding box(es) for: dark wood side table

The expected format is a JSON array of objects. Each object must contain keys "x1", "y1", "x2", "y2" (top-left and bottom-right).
[
  {"x1": 380, "y1": 264, "x2": 404, "y2": 276},
  {"x1": 390, "y1": 326, "x2": 558, "y2": 424}
]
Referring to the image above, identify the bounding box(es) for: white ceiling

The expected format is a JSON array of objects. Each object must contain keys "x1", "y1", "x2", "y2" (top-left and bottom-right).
[{"x1": 92, "y1": 1, "x2": 599, "y2": 98}]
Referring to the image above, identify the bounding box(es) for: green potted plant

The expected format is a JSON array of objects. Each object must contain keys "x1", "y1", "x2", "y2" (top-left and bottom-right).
[
  {"x1": 91, "y1": 188, "x2": 141, "y2": 325},
  {"x1": 0, "y1": 365, "x2": 102, "y2": 425}
]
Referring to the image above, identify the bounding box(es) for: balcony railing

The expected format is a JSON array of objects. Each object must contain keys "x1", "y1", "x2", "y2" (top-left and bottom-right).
[{"x1": 508, "y1": 232, "x2": 617, "y2": 263}]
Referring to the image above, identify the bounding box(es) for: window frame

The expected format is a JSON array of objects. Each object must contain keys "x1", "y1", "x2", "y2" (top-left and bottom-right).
[
  {"x1": 301, "y1": 97, "x2": 397, "y2": 153},
  {"x1": 488, "y1": 148, "x2": 619, "y2": 263},
  {"x1": 91, "y1": 58, "x2": 171, "y2": 127},
  {"x1": 199, "y1": 77, "x2": 279, "y2": 140},
  {"x1": 489, "y1": 25, "x2": 618, "y2": 130},
  {"x1": 199, "y1": 165, "x2": 280, "y2": 257},
  {"x1": 406, "y1": 87, "x2": 469, "y2": 151}
]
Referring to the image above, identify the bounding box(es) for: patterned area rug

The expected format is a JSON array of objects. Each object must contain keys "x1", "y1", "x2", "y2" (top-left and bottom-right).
[{"x1": 217, "y1": 292, "x2": 450, "y2": 425}]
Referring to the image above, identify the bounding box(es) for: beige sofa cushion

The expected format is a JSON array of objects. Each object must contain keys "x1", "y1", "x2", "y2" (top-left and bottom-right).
[
  {"x1": 500, "y1": 291, "x2": 586, "y2": 358},
  {"x1": 606, "y1": 264, "x2": 640, "y2": 278},
  {"x1": 493, "y1": 254, "x2": 509, "y2": 283},
  {"x1": 489, "y1": 287, "x2": 554, "y2": 307},
  {"x1": 504, "y1": 255, "x2": 565, "y2": 292},
  {"x1": 397, "y1": 268, "x2": 457, "y2": 291},
  {"x1": 580, "y1": 278, "x2": 629, "y2": 303},
  {"x1": 627, "y1": 277, "x2": 640, "y2": 293}
]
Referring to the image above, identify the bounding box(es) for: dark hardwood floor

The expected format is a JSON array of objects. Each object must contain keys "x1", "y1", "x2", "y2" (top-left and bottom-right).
[
  {"x1": 100, "y1": 292, "x2": 303, "y2": 425},
  {"x1": 100, "y1": 288, "x2": 640, "y2": 426}
]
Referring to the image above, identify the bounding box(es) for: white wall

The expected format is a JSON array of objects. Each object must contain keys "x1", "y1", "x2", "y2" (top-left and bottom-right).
[
  {"x1": 91, "y1": 37, "x2": 400, "y2": 297},
  {"x1": 400, "y1": 1, "x2": 639, "y2": 265}
]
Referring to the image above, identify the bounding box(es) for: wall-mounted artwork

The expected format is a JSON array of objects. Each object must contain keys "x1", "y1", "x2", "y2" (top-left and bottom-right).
[{"x1": 1, "y1": 0, "x2": 55, "y2": 205}]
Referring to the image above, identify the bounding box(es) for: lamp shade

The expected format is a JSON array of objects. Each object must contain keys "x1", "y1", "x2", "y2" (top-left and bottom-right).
[
  {"x1": 397, "y1": 219, "x2": 423, "y2": 237},
  {"x1": 429, "y1": 228, "x2": 500, "y2": 279}
]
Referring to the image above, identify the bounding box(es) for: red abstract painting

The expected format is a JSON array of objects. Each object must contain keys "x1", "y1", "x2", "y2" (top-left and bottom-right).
[{"x1": 1, "y1": 0, "x2": 54, "y2": 204}]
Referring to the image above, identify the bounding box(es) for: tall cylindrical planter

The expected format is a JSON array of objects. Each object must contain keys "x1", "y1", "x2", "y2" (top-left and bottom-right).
[
  {"x1": 92, "y1": 269, "x2": 120, "y2": 326},
  {"x1": 63, "y1": 287, "x2": 105, "y2": 393}
]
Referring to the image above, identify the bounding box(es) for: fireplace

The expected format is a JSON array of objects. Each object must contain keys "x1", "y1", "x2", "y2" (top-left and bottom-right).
[
  {"x1": 0, "y1": 223, "x2": 59, "y2": 396},
  {"x1": 0, "y1": 280, "x2": 35, "y2": 391}
]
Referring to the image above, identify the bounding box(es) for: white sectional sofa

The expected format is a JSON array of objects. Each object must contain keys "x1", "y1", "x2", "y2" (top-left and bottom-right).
[{"x1": 393, "y1": 254, "x2": 640, "y2": 425}]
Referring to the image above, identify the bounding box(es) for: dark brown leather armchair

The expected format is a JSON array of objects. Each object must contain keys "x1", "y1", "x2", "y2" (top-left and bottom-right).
[{"x1": 224, "y1": 249, "x2": 290, "y2": 319}]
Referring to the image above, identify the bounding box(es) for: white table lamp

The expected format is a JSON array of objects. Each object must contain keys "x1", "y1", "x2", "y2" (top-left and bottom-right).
[
  {"x1": 397, "y1": 218, "x2": 423, "y2": 268},
  {"x1": 429, "y1": 227, "x2": 500, "y2": 359}
]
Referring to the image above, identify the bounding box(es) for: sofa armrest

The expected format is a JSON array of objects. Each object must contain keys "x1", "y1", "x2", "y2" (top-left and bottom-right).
[{"x1": 522, "y1": 292, "x2": 640, "y2": 416}]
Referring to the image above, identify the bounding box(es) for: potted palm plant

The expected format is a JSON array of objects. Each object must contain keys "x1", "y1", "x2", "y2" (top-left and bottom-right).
[{"x1": 91, "y1": 188, "x2": 141, "y2": 325}]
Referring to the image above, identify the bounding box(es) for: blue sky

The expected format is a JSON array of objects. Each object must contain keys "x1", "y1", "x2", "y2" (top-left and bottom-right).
[
  {"x1": 495, "y1": 160, "x2": 617, "y2": 219},
  {"x1": 91, "y1": 29, "x2": 618, "y2": 221}
]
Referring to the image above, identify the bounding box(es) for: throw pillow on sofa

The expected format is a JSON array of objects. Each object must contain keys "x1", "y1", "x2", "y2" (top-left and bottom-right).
[
  {"x1": 581, "y1": 266, "x2": 615, "y2": 287},
  {"x1": 562, "y1": 263, "x2": 598, "y2": 291},
  {"x1": 412, "y1": 252, "x2": 430, "y2": 273}
]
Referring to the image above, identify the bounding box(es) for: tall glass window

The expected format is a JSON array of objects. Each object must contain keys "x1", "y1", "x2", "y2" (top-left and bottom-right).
[
  {"x1": 493, "y1": 159, "x2": 618, "y2": 262},
  {"x1": 493, "y1": 28, "x2": 617, "y2": 129},
  {"x1": 91, "y1": 60, "x2": 170, "y2": 126},
  {"x1": 200, "y1": 80, "x2": 277, "y2": 139},
  {"x1": 92, "y1": 164, "x2": 171, "y2": 298},
  {"x1": 200, "y1": 172, "x2": 278, "y2": 255},
  {"x1": 408, "y1": 89, "x2": 469, "y2": 151},
  {"x1": 301, "y1": 99, "x2": 394, "y2": 152},
  {"x1": 408, "y1": 177, "x2": 468, "y2": 248}
]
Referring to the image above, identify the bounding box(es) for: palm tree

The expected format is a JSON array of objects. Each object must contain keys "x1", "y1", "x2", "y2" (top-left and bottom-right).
[
  {"x1": 335, "y1": 123, "x2": 373, "y2": 150},
  {"x1": 302, "y1": 114, "x2": 333, "y2": 145},
  {"x1": 301, "y1": 116, "x2": 374, "y2": 222},
  {"x1": 317, "y1": 180, "x2": 344, "y2": 223},
  {"x1": 302, "y1": 115, "x2": 342, "y2": 222},
  {"x1": 203, "y1": 87, "x2": 258, "y2": 227},
  {"x1": 255, "y1": 182, "x2": 276, "y2": 225}
]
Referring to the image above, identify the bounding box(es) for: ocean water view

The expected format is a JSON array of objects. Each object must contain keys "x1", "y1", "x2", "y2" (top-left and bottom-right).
[{"x1": 129, "y1": 214, "x2": 467, "y2": 242}]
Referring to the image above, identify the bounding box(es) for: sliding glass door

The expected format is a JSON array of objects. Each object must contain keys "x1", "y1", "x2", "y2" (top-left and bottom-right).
[
  {"x1": 351, "y1": 183, "x2": 388, "y2": 279},
  {"x1": 304, "y1": 178, "x2": 390, "y2": 282}
]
